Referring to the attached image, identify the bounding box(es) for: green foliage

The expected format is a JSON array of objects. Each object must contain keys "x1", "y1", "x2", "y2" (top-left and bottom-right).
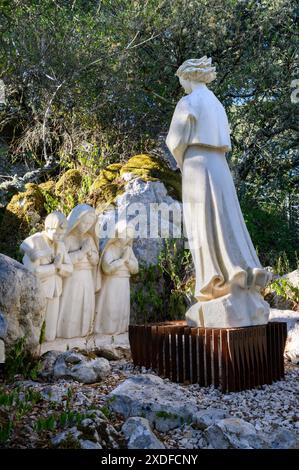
[
  {"x1": 242, "y1": 200, "x2": 298, "y2": 270},
  {"x1": 155, "y1": 410, "x2": 178, "y2": 420},
  {"x1": 269, "y1": 278, "x2": 299, "y2": 304},
  {"x1": 158, "y1": 239, "x2": 194, "y2": 319},
  {"x1": 4, "y1": 337, "x2": 42, "y2": 382},
  {"x1": 0, "y1": 386, "x2": 42, "y2": 443},
  {"x1": 273, "y1": 252, "x2": 292, "y2": 276},
  {"x1": 132, "y1": 240, "x2": 195, "y2": 323},
  {"x1": 42, "y1": 191, "x2": 60, "y2": 214},
  {"x1": 39, "y1": 320, "x2": 46, "y2": 345},
  {"x1": 100, "y1": 406, "x2": 112, "y2": 420},
  {"x1": 34, "y1": 410, "x2": 87, "y2": 433},
  {"x1": 131, "y1": 264, "x2": 164, "y2": 324}
]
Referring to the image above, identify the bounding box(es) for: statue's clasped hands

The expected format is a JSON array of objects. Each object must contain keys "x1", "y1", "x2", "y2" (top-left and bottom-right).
[
  {"x1": 54, "y1": 252, "x2": 63, "y2": 271},
  {"x1": 81, "y1": 238, "x2": 92, "y2": 257},
  {"x1": 122, "y1": 246, "x2": 131, "y2": 265}
]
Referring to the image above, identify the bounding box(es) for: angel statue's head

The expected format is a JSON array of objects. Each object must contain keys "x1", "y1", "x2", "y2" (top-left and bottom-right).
[{"x1": 175, "y1": 56, "x2": 217, "y2": 94}]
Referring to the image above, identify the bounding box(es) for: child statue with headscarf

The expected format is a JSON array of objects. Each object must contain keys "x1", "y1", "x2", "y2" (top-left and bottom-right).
[
  {"x1": 94, "y1": 220, "x2": 139, "y2": 335},
  {"x1": 20, "y1": 211, "x2": 73, "y2": 341},
  {"x1": 57, "y1": 204, "x2": 100, "y2": 338}
]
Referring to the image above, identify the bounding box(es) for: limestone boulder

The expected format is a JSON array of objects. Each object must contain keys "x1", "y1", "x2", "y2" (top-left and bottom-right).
[
  {"x1": 193, "y1": 408, "x2": 230, "y2": 430},
  {"x1": 205, "y1": 418, "x2": 299, "y2": 449},
  {"x1": 107, "y1": 374, "x2": 198, "y2": 432},
  {"x1": 0, "y1": 253, "x2": 45, "y2": 352},
  {"x1": 269, "y1": 308, "x2": 299, "y2": 364},
  {"x1": 205, "y1": 417, "x2": 268, "y2": 449},
  {"x1": 53, "y1": 351, "x2": 111, "y2": 384},
  {"x1": 283, "y1": 269, "x2": 299, "y2": 287},
  {"x1": 122, "y1": 417, "x2": 165, "y2": 449},
  {"x1": 0, "y1": 312, "x2": 8, "y2": 339},
  {"x1": 98, "y1": 176, "x2": 183, "y2": 267}
]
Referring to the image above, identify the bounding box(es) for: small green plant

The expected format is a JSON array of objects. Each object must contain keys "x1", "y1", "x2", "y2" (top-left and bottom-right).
[
  {"x1": 269, "y1": 278, "x2": 299, "y2": 304},
  {"x1": 106, "y1": 395, "x2": 116, "y2": 405},
  {"x1": 34, "y1": 410, "x2": 87, "y2": 433},
  {"x1": 42, "y1": 191, "x2": 60, "y2": 214},
  {"x1": 39, "y1": 320, "x2": 46, "y2": 345},
  {"x1": 4, "y1": 337, "x2": 42, "y2": 381},
  {"x1": 100, "y1": 406, "x2": 111, "y2": 419},
  {"x1": 131, "y1": 264, "x2": 164, "y2": 324},
  {"x1": 273, "y1": 252, "x2": 291, "y2": 276},
  {"x1": 158, "y1": 239, "x2": 195, "y2": 320},
  {"x1": 0, "y1": 386, "x2": 42, "y2": 443},
  {"x1": 35, "y1": 414, "x2": 56, "y2": 432},
  {"x1": 155, "y1": 411, "x2": 178, "y2": 420}
]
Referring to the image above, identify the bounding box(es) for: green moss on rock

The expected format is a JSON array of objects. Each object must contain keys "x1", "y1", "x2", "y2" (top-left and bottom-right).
[
  {"x1": 121, "y1": 154, "x2": 181, "y2": 200},
  {"x1": 90, "y1": 155, "x2": 181, "y2": 208},
  {"x1": 0, "y1": 155, "x2": 181, "y2": 259},
  {"x1": 55, "y1": 169, "x2": 82, "y2": 197},
  {"x1": 54, "y1": 169, "x2": 83, "y2": 212},
  {"x1": 89, "y1": 163, "x2": 125, "y2": 207},
  {"x1": 0, "y1": 183, "x2": 46, "y2": 258}
]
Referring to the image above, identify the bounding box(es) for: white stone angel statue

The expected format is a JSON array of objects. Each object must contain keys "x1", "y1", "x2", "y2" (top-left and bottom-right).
[
  {"x1": 94, "y1": 220, "x2": 139, "y2": 335},
  {"x1": 20, "y1": 211, "x2": 73, "y2": 341},
  {"x1": 166, "y1": 56, "x2": 271, "y2": 328},
  {"x1": 57, "y1": 204, "x2": 100, "y2": 338}
]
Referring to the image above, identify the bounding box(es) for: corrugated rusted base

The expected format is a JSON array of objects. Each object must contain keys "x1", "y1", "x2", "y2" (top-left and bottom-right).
[{"x1": 128, "y1": 321, "x2": 287, "y2": 392}]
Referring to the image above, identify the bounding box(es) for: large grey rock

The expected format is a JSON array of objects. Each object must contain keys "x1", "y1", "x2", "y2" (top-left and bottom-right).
[
  {"x1": 80, "y1": 439, "x2": 102, "y2": 449},
  {"x1": 283, "y1": 269, "x2": 299, "y2": 287},
  {"x1": 39, "y1": 350, "x2": 61, "y2": 380},
  {"x1": 99, "y1": 177, "x2": 182, "y2": 267},
  {"x1": 205, "y1": 418, "x2": 299, "y2": 450},
  {"x1": 268, "y1": 428, "x2": 299, "y2": 449},
  {"x1": 0, "y1": 254, "x2": 46, "y2": 352},
  {"x1": 107, "y1": 374, "x2": 198, "y2": 432},
  {"x1": 122, "y1": 417, "x2": 165, "y2": 449},
  {"x1": 53, "y1": 351, "x2": 111, "y2": 384},
  {"x1": 0, "y1": 339, "x2": 4, "y2": 363},
  {"x1": 193, "y1": 408, "x2": 230, "y2": 430},
  {"x1": 0, "y1": 312, "x2": 8, "y2": 339},
  {"x1": 269, "y1": 309, "x2": 299, "y2": 363},
  {"x1": 205, "y1": 418, "x2": 267, "y2": 449}
]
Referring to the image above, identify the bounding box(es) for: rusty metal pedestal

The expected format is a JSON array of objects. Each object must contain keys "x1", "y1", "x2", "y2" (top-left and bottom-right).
[{"x1": 128, "y1": 321, "x2": 287, "y2": 393}]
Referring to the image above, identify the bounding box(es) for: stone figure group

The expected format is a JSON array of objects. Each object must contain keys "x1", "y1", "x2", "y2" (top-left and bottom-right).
[
  {"x1": 20, "y1": 55, "x2": 272, "y2": 339},
  {"x1": 20, "y1": 205, "x2": 139, "y2": 342}
]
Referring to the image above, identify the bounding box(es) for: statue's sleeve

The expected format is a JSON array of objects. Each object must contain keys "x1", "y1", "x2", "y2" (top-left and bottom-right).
[
  {"x1": 166, "y1": 98, "x2": 195, "y2": 171},
  {"x1": 127, "y1": 249, "x2": 139, "y2": 275},
  {"x1": 59, "y1": 244, "x2": 73, "y2": 277},
  {"x1": 101, "y1": 248, "x2": 123, "y2": 274},
  {"x1": 88, "y1": 236, "x2": 100, "y2": 266}
]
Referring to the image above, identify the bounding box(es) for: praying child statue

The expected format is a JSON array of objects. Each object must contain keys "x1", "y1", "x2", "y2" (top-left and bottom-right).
[
  {"x1": 20, "y1": 211, "x2": 73, "y2": 341},
  {"x1": 94, "y1": 220, "x2": 139, "y2": 335}
]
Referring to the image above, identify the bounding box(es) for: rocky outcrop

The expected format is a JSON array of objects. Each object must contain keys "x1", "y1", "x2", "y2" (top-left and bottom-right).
[
  {"x1": 107, "y1": 374, "x2": 198, "y2": 432},
  {"x1": 98, "y1": 177, "x2": 182, "y2": 266},
  {"x1": 53, "y1": 351, "x2": 111, "y2": 384},
  {"x1": 122, "y1": 417, "x2": 165, "y2": 449},
  {"x1": 205, "y1": 417, "x2": 299, "y2": 449},
  {"x1": 0, "y1": 253, "x2": 45, "y2": 352}
]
